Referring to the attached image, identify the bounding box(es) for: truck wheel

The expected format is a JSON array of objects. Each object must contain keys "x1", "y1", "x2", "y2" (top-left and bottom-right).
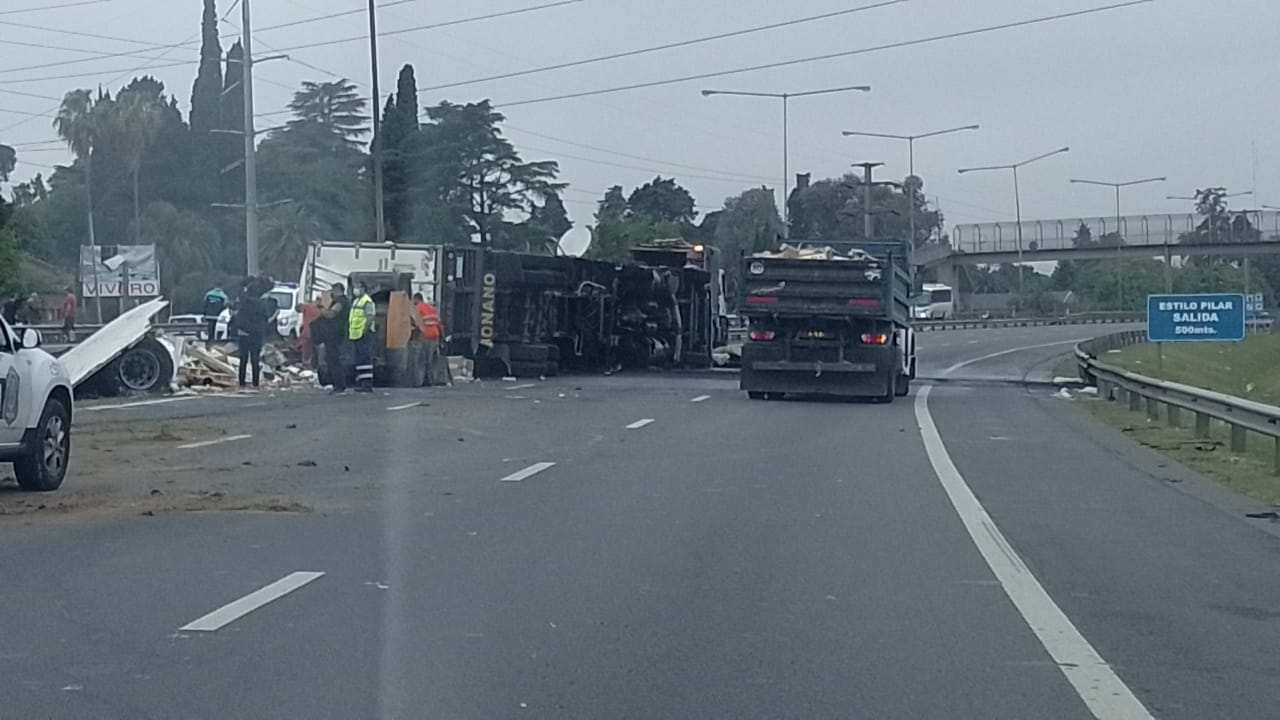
[
  {"x1": 114, "y1": 338, "x2": 174, "y2": 394},
  {"x1": 874, "y1": 370, "x2": 896, "y2": 404},
  {"x1": 895, "y1": 372, "x2": 910, "y2": 397},
  {"x1": 15, "y1": 397, "x2": 70, "y2": 492}
]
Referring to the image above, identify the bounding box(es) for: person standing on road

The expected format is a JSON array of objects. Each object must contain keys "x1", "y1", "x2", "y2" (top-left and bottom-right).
[
  {"x1": 202, "y1": 286, "x2": 228, "y2": 347},
  {"x1": 349, "y1": 283, "x2": 376, "y2": 393},
  {"x1": 413, "y1": 292, "x2": 443, "y2": 342},
  {"x1": 318, "y1": 283, "x2": 350, "y2": 394},
  {"x1": 230, "y1": 280, "x2": 268, "y2": 389},
  {"x1": 59, "y1": 286, "x2": 78, "y2": 343}
]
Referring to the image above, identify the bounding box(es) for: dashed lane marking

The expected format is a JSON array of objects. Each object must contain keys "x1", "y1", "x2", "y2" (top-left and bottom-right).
[
  {"x1": 625, "y1": 418, "x2": 655, "y2": 430},
  {"x1": 508, "y1": 383, "x2": 537, "y2": 390},
  {"x1": 690, "y1": 395, "x2": 711, "y2": 403},
  {"x1": 388, "y1": 402, "x2": 422, "y2": 411},
  {"x1": 176, "y1": 434, "x2": 252, "y2": 450},
  {"x1": 179, "y1": 572, "x2": 326, "y2": 632},
  {"x1": 83, "y1": 397, "x2": 200, "y2": 412},
  {"x1": 500, "y1": 462, "x2": 557, "y2": 483}
]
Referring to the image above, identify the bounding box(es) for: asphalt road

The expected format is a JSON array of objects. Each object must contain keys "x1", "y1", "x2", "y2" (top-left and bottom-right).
[{"x1": 3, "y1": 325, "x2": 1278, "y2": 719}]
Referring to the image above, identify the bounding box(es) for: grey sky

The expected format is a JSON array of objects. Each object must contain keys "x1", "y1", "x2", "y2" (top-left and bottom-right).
[{"x1": 2, "y1": 0, "x2": 1278, "y2": 254}]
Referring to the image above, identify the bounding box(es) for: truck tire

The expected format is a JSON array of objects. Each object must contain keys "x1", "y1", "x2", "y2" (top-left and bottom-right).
[
  {"x1": 895, "y1": 371, "x2": 910, "y2": 397},
  {"x1": 873, "y1": 369, "x2": 895, "y2": 404},
  {"x1": 14, "y1": 396, "x2": 70, "y2": 492},
  {"x1": 108, "y1": 338, "x2": 174, "y2": 395}
]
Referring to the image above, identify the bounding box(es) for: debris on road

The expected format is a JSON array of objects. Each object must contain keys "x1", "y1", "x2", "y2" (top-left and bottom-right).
[
  {"x1": 1053, "y1": 388, "x2": 1074, "y2": 400},
  {"x1": 178, "y1": 343, "x2": 318, "y2": 391}
]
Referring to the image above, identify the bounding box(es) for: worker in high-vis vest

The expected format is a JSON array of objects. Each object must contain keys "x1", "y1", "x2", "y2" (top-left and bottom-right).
[{"x1": 349, "y1": 284, "x2": 376, "y2": 393}]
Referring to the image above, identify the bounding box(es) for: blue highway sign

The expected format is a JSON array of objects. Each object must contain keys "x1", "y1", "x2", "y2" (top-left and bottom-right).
[{"x1": 1147, "y1": 293, "x2": 1245, "y2": 342}]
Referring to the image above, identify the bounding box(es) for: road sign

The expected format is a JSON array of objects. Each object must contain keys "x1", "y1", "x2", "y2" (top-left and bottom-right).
[
  {"x1": 1246, "y1": 293, "x2": 1265, "y2": 317},
  {"x1": 1147, "y1": 293, "x2": 1245, "y2": 342}
]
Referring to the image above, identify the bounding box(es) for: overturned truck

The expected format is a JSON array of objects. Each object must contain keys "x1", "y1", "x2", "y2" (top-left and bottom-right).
[{"x1": 440, "y1": 245, "x2": 722, "y2": 378}]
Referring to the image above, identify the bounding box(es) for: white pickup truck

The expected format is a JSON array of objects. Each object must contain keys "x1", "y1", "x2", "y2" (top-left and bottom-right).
[{"x1": 0, "y1": 316, "x2": 73, "y2": 491}]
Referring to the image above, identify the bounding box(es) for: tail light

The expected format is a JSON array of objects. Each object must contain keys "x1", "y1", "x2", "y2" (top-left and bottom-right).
[
  {"x1": 746, "y1": 295, "x2": 779, "y2": 305},
  {"x1": 860, "y1": 333, "x2": 891, "y2": 345},
  {"x1": 848, "y1": 298, "x2": 881, "y2": 310},
  {"x1": 749, "y1": 329, "x2": 777, "y2": 341}
]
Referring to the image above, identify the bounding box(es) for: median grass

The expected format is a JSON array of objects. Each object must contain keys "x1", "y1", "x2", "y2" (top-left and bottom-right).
[
  {"x1": 1097, "y1": 333, "x2": 1280, "y2": 405},
  {"x1": 1079, "y1": 394, "x2": 1280, "y2": 505},
  {"x1": 1076, "y1": 332, "x2": 1280, "y2": 505}
]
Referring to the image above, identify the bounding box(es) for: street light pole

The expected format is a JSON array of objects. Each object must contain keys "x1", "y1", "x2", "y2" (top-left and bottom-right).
[
  {"x1": 702, "y1": 85, "x2": 871, "y2": 241},
  {"x1": 958, "y1": 146, "x2": 1070, "y2": 300},
  {"x1": 842, "y1": 124, "x2": 979, "y2": 248},
  {"x1": 367, "y1": 0, "x2": 387, "y2": 246},
  {"x1": 1070, "y1": 176, "x2": 1165, "y2": 300},
  {"x1": 241, "y1": 0, "x2": 259, "y2": 276}
]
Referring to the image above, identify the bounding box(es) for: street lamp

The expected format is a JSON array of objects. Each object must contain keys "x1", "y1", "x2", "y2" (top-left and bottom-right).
[
  {"x1": 958, "y1": 146, "x2": 1071, "y2": 295},
  {"x1": 842, "y1": 124, "x2": 979, "y2": 246},
  {"x1": 1070, "y1": 176, "x2": 1165, "y2": 298},
  {"x1": 702, "y1": 85, "x2": 871, "y2": 237}
]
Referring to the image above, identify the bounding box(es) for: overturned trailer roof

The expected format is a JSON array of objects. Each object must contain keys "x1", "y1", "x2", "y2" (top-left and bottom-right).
[{"x1": 59, "y1": 298, "x2": 169, "y2": 386}]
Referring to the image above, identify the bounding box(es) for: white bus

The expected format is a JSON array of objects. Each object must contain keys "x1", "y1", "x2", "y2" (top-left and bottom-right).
[{"x1": 911, "y1": 283, "x2": 954, "y2": 320}]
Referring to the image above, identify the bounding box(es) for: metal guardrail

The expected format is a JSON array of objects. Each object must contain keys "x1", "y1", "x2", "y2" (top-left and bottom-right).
[
  {"x1": 1076, "y1": 331, "x2": 1280, "y2": 474},
  {"x1": 916, "y1": 313, "x2": 1145, "y2": 332}
]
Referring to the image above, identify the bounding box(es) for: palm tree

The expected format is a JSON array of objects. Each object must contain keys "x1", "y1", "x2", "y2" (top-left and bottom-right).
[
  {"x1": 53, "y1": 89, "x2": 101, "y2": 321},
  {"x1": 287, "y1": 80, "x2": 368, "y2": 143},
  {"x1": 114, "y1": 90, "x2": 163, "y2": 244},
  {"x1": 260, "y1": 202, "x2": 322, "y2": 278}
]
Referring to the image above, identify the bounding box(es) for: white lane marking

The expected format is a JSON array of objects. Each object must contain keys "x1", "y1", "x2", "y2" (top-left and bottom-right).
[
  {"x1": 625, "y1": 418, "x2": 655, "y2": 430},
  {"x1": 914, "y1": 385, "x2": 1153, "y2": 719},
  {"x1": 945, "y1": 338, "x2": 1093, "y2": 375},
  {"x1": 509, "y1": 383, "x2": 536, "y2": 390},
  {"x1": 83, "y1": 397, "x2": 198, "y2": 412},
  {"x1": 176, "y1": 434, "x2": 252, "y2": 450},
  {"x1": 690, "y1": 395, "x2": 711, "y2": 403},
  {"x1": 387, "y1": 402, "x2": 422, "y2": 411},
  {"x1": 500, "y1": 462, "x2": 556, "y2": 483},
  {"x1": 179, "y1": 571, "x2": 325, "y2": 632}
]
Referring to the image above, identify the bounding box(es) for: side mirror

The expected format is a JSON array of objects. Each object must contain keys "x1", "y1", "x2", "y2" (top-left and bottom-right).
[{"x1": 20, "y1": 328, "x2": 41, "y2": 349}]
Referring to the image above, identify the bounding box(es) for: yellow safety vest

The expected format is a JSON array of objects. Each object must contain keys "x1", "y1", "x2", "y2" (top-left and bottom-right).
[{"x1": 349, "y1": 294, "x2": 375, "y2": 341}]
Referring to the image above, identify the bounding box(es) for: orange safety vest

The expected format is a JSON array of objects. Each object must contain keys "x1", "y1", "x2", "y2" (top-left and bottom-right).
[{"x1": 416, "y1": 302, "x2": 442, "y2": 341}]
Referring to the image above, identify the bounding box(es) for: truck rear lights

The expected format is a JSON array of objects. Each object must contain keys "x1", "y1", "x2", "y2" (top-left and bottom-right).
[
  {"x1": 746, "y1": 295, "x2": 779, "y2": 305},
  {"x1": 848, "y1": 298, "x2": 881, "y2": 309},
  {"x1": 749, "y1": 330, "x2": 777, "y2": 341},
  {"x1": 860, "y1": 333, "x2": 891, "y2": 345}
]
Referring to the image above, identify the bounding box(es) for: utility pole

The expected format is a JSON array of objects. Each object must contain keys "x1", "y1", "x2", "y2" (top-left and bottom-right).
[
  {"x1": 367, "y1": 0, "x2": 386, "y2": 246},
  {"x1": 241, "y1": 0, "x2": 259, "y2": 276}
]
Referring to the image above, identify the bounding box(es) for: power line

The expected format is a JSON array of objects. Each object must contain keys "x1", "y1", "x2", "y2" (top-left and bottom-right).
[
  {"x1": 504, "y1": 124, "x2": 775, "y2": 184},
  {"x1": 422, "y1": 0, "x2": 905, "y2": 93},
  {"x1": 497, "y1": 0, "x2": 1154, "y2": 107},
  {"x1": 0, "y1": 1, "x2": 238, "y2": 135},
  {"x1": 0, "y1": 0, "x2": 578, "y2": 81},
  {"x1": 0, "y1": 0, "x2": 111, "y2": 16},
  {"x1": 517, "y1": 141, "x2": 767, "y2": 186},
  {"x1": 0, "y1": 38, "x2": 179, "y2": 75},
  {"x1": 268, "y1": 0, "x2": 583, "y2": 54},
  {"x1": 255, "y1": 0, "x2": 425, "y2": 33},
  {"x1": 0, "y1": 88, "x2": 61, "y2": 101}
]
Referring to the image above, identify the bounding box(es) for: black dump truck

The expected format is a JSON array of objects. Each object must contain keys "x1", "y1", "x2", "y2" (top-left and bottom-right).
[
  {"x1": 440, "y1": 243, "x2": 720, "y2": 378},
  {"x1": 739, "y1": 241, "x2": 916, "y2": 402}
]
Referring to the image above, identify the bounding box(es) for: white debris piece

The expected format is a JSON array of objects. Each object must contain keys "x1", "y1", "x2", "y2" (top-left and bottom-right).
[
  {"x1": 60, "y1": 298, "x2": 169, "y2": 386},
  {"x1": 1053, "y1": 376, "x2": 1085, "y2": 386},
  {"x1": 1078, "y1": 386, "x2": 1099, "y2": 396},
  {"x1": 1053, "y1": 388, "x2": 1074, "y2": 400}
]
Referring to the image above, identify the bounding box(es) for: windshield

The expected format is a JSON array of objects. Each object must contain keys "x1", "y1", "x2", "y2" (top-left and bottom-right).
[{"x1": 3, "y1": 3, "x2": 1276, "y2": 718}]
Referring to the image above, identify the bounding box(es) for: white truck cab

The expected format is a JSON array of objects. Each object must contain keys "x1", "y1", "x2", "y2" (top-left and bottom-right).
[{"x1": 0, "y1": 317, "x2": 73, "y2": 491}]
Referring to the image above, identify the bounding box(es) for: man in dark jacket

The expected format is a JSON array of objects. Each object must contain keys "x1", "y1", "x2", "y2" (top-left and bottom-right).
[
  {"x1": 316, "y1": 283, "x2": 349, "y2": 394},
  {"x1": 231, "y1": 280, "x2": 269, "y2": 389}
]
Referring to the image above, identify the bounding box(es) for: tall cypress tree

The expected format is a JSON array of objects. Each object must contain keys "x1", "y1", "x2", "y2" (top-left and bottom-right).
[
  {"x1": 189, "y1": 0, "x2": 223, "y2": 134},
  {"x1": 381, "y1": 64, "x2": 420, "y2": 241},
  {"x1": 220, "y1": 41, "x2": 246, "y2": 205}
]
